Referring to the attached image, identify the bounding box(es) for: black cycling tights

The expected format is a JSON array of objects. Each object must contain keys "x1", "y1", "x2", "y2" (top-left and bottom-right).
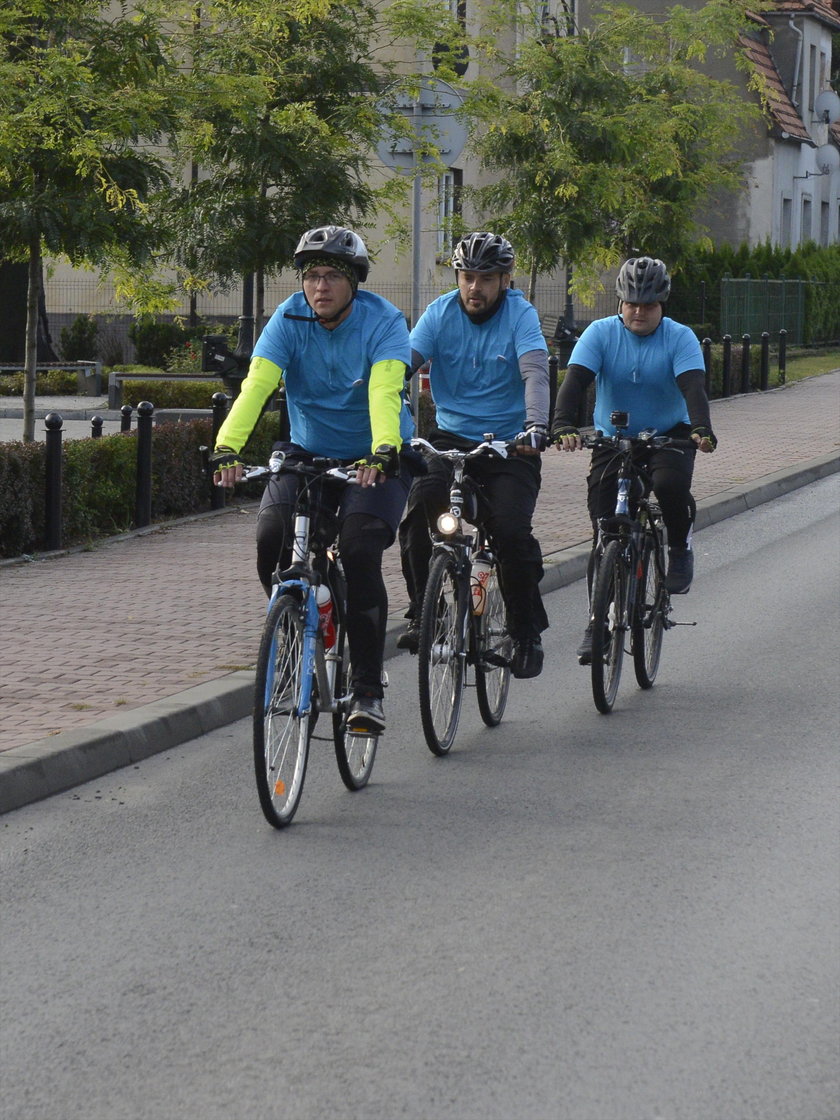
[
  {"x1": 587, "y1": 443, "x2": 697, "y2": 554},
  {"x1": 257, "y1": 507, "x2": 391, "y2": 698}
]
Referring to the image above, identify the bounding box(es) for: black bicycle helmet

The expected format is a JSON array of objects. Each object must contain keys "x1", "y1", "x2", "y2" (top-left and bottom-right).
[
  {"x1": 293, "y1": 225, "x2": 370, "y2": 282},
  {"x1": 615, "y1": 256, "x2": 671, "y2": 303},
  {"x1": 452, "y1": 232, "x2": 515, "y2": 273}
]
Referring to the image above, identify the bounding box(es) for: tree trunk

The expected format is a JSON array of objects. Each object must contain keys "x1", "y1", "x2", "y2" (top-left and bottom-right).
[
  {"x1": 527, "y1": 261, "x2": 537, "y2": 304},
  {"x1": 256, "y1": 266, "x2": 265, "y2": 338},
  {"x1": 23, "y1": 234, "x2": 41, "y2": 443}
]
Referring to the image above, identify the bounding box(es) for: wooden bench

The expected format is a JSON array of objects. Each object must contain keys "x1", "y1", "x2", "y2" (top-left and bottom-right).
[{"x1": 540, "y1": 314, "x2": 562, "y2": 342}]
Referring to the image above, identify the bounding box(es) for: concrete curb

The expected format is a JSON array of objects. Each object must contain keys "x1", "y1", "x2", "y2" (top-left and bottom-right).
[{"x1": 1, "y1": 454, "x2": 837, "y2": 815}]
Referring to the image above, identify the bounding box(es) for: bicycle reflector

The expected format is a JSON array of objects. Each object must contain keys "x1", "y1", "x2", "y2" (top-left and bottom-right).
[{"x1": 437, "y1": 511, "x2": 460, "y2": 535}]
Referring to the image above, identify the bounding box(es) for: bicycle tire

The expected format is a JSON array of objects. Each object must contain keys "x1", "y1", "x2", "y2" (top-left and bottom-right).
[
  {"x1": 590, "y1": 539, "x2": 627, "y2": 714},
  {"x1": 632, "y1": 533, "x2": 665, "y2": 689},
  {"x1": 474, "y1": 559, "x2": 511, "y2": 727},
  {"x1": 332, "y1": 642, "x2": 378, "y2": 792},
  {"x1": 418, "y1": 551, "x2": 468, "y2": 755},
  {"x1": 253, "y1": 593, "x2": 312, "y2": 828}
]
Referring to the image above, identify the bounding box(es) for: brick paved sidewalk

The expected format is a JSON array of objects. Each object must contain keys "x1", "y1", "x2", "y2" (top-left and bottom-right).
[{"x1": 1, "y1": 373, "x2": 838, "y2": 763}]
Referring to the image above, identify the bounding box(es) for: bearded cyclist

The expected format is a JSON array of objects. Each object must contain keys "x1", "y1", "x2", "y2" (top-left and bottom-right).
[
  {"x1": 210, "y1": 225, "x2": 415, "y2": 734},
  {"x1": 397, "y1": 231, "x2": 550, "y2": 679},
  {"x1": 551, "y1": 255, "x2": 717, "y2": 665}
]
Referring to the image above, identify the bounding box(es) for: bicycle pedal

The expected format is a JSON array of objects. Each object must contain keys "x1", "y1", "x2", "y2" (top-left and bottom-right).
[{"x1": 482, "y1": 652, "x2": 511, "y2": 668}]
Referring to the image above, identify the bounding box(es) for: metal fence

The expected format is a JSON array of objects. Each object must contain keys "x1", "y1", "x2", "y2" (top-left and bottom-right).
[{"x1": 720, "y1": 277, "x2": 806, "y2": 345}]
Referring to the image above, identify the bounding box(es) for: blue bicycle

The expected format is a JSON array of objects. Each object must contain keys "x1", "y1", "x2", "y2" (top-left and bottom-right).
[{"x1": 246, "y1": 453, "x2": 378, "y2": 828}]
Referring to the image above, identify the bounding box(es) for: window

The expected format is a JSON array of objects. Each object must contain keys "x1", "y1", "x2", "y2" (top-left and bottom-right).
[
  {"x1": 437, "y1": 169, "x2": 463, "y2": 261},
  {"x1": 801, "y1": 197, "x2": 812, "y2": 243},
  {"x1": 781, "y1": 197, "x2": 792, "y2": 248}
]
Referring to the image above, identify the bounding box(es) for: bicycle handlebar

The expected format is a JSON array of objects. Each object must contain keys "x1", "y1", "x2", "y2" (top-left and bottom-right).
[
  {"x1": 242, "y1": 452, "x2": 357, "y2": 484},
  {"x1": 582, "y1": 430, "x2": 696, "y2": 453},
  {"x1": 408, "y1": 435, "x2": 515, "y2": 461}
]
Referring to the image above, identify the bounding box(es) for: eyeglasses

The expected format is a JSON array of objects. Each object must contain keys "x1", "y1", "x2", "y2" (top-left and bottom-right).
[{"x1": 302, "y1": 270, "x2": 348, "y2": 286}]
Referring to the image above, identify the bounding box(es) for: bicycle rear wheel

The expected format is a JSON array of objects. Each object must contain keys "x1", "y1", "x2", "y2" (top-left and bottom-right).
[
  {"x1": 632, "y1": 533, "x2": 665, "y2": 689},
  {"x1": 474, "y1": 560, "x2": 511, "y2": 727},
  {"x1": 253, "y1": 593, "x2": 312, "y2": 828},
  {"x1": 418, "y1": 551, "x2": 468, "y2": 755},
  {"x1": 590, "y1": 540, "x2": 627, "y2": 714}
]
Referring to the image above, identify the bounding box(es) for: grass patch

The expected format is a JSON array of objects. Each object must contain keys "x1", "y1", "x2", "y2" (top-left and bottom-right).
[{"x1": 782, "y1": 348, "x2": 840, "y2": 382}]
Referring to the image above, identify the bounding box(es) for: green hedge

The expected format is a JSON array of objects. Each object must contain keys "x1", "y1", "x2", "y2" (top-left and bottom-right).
[
  {"x1": 670, "y1": 242, "x2": 840, "y2": 344},
  {"x1": 0, "y1": 410, "x2": 284, "y2": 559},
  {"x1": 118, "y1": 379, "x2": 222, "y2": 409},
  {"x1": 0, "y1": 369, "x2": 81, "y2": 395}
]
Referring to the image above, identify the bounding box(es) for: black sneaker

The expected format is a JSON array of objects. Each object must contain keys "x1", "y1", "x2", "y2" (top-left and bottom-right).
[
  {"x1": 665, "y1": 547, "x2": 694, "y2": 594},
  {"x1": 511, "y1": 637, "x2": 544, "y2": 679},
  {"x1": 347, "y1": 695, "x2": 385, "y2": 735},
  {"x1": 396, "y1": 620, "x2": 420, "y2": 654},
  {"x1": 576, "y1": 624, "x2": 594, "y2": 666}
]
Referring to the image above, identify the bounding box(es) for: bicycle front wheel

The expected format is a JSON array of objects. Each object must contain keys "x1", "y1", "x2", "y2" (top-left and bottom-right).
[
  {"x1": 474, "y1": 560, "x2": 511, "y2": 727},
  {"x1": 418, "y1": 551, "x2": 468, "y2": 755},
  {"x1": 590, "y1": 540, "x2": 627, "y2": 714},
  {"x1": 632, "y1": 533, "x2": 665, "y2": 689},
  {"x1": 332, "y1": 641, "x2": 378, "y2": 792},
  {"x1": 253, "y1": 593, "x2": 312, "y2": 828}
]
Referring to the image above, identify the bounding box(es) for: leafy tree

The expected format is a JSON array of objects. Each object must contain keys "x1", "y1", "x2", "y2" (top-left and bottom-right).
[
  {"x1": 0, "y1": 0, "x2": 183, "y2": 439},
  {"x1": 155, "y1": 0, "x2": 460, "y2": 331},
  {"x1": 461, "y1": 0, "x2": 762, "y2": 302}
]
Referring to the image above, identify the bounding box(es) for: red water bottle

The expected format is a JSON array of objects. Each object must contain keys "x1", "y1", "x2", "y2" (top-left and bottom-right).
[{"x1": 315, "y1": 584, "x2": 336, "y2": 648}]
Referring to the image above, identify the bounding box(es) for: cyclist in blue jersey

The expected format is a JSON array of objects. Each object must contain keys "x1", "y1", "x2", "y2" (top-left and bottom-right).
[
  {"x1": 397, "y1": 232, "x2": 550, "y2": 679},
  {"x1": 210, "y1": 225, "x2": 415, "y2": 734},
  {"x1": 551, "y1": 256, "x2": 717, "y2": 664}
]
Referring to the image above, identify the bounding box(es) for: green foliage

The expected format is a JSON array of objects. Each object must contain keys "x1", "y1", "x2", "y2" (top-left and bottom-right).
[
  {"x1": 0, "y1": 369, "x2": 80, "y2": 395},
  {"x1": 119, "y1": 379, "x2": 221, "y2": 409},
  {"x1": 59, "y1": 314, "x2": 99, "y2": 361},
  {"x1": 464, "y1": 0, "x2": 759, "y2": 298},
  {"x1": 128, "y1": 320, "x2": 190, "y2": 367},
  {"x1": 669, "y1": 242, "x2": 840, "y2": 342},
  {"x1": 0, "y1": 403, "x2": 288, "y2": 557}
]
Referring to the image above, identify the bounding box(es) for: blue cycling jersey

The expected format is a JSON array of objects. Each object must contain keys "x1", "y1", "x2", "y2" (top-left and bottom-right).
[
  {"x1": 253, "y1": 290, "x2": 413, "y2": 459},
  {"x1": 410, "y1": 289, "x2": 547, "y2": 442},
  {"x1": 570, "y1": 315, "x2": 704, "y2": 437}
]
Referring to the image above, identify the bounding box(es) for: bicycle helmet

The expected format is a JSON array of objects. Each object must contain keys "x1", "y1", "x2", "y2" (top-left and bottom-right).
[
  {"x1": 615, "y1": 257, "x2": 671, "y2": 303},
  {"x1": 452, "y1": 232, "x2": 515, "y2": 273},
  {"x1": 293, "y1": 225, "x2": 370, "y2": 282}
]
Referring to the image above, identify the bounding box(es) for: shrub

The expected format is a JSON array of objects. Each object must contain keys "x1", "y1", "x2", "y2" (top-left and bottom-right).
[
  {"x1": 60, "y1": 314, "x2": 99, "y2": 361},
  {"x1": 0, "y1": 369, "x2": 81, "y2": 395},
  {"x1": 128, "y1": 319, "x2": 188, "y2": 367},
  {"x1": 119, "y1": 379, "x2": 222, "y2": 409}
]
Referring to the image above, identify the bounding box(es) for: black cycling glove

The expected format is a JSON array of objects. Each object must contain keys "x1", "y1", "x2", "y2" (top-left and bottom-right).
[
  {"x1": 355, "y1": 444, "x2": 400, "y2": 477},
  {"x1": 690, "y1": 425, "x2": 718, "y2": 450},
  {"x1": 209, "y1": 446, "x2": 244, "y2": 473},
  {"x1": 551, "y1": 422, "x2": 580, "y2": 444},
  {"x1": 515, "y1": 424, "x2": 548, "y2": 452}
]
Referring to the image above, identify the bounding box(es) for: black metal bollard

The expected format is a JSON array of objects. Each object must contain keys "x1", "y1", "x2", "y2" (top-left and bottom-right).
[
  {"x1": 44, "y1": 413, "x2": 63, "y2": 552},
  {"x1": 91, "y1": 415, "x2": 103, "y2": 438},
  {"x1": 702, "y1": 338, "x2": 712, "y2": 397},
  {"x1": 209, "y1": 392, "x2": 229, "y2": 510},
  {"x1": 740, "y1": 334, "x2": 751, "y2": 394},
  {"x1": 120, "y1": 404, "x2": 133, "y2": 433},
  {"x1": 134, "y1": 400, "x2": 154, "y2": 529},
  {"x1": 211, "y1": 392, "x2": 228, "y2": 442},
  {"x1": 759, "y1": 332, "x2": 770, "y2": 391},
  {"x1": 779, "y1": 329, "x2": 787, "y2": 384},
  {"x1": 721, "y1": 335, "x2": 732, "y2": 398}
]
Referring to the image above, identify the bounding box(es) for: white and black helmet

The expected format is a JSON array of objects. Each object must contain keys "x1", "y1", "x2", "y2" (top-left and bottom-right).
[
  {"x1": 293, "y1": 225, "x2": 370, "y2": 282},
  {"x1": 615, "y1": 256, "x2": 671, "y2": 303},
  {"x1": 452, "y1": 232, "x2": 515, "y2": 273}
]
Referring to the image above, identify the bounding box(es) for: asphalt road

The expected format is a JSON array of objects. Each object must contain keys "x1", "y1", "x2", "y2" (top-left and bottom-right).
[{"x1": 2, "y1": 478, "x2": 838, "y2": 1120}]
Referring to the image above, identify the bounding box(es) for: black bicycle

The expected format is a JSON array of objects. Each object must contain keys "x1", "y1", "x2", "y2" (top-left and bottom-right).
[
  {"x1": 584, "y1": 411, "x2": 695, "y2": 714},
  {"x1": 244, "y1": 452, "x2": 379, "y2": 828},
  {"x1": 409, "y1": 436, "x2": 514, "y2": 756}
]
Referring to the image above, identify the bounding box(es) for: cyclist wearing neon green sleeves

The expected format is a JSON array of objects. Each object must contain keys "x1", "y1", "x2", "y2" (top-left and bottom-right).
[{"x1": 211, "y1": 225, "x2": 415, "y2": 734}]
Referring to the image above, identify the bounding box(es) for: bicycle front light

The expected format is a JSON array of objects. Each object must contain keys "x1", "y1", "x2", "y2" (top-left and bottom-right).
[{"x1": 437, "y1": 511, "x2": 461, "y2": 536}]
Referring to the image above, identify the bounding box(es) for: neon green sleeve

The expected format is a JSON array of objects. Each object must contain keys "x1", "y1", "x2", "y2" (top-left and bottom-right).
[
  {"x1": 368, "y1": 359, "x2": 405, "y2": 454},
  {"x1": 214, "y1": 357, "x2": 283, "y2": 454}
]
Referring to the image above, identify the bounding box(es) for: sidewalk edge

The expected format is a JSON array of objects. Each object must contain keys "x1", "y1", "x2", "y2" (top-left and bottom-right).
[{"x1": 1, "y1": 454, "x2": 837, "y2": 815}]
